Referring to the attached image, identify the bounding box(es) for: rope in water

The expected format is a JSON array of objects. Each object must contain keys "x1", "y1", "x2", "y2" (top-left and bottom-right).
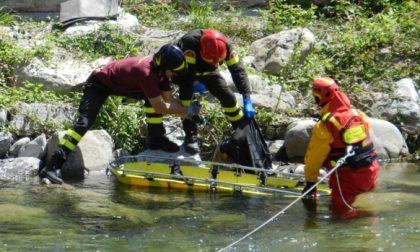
[{"x1": 216, "y1": 146, "x2": 355, "y2": 252}]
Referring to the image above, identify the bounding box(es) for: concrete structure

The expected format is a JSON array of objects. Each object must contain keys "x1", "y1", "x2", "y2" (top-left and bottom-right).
[{"x1": 1, "y1": 0, "x2": 67, "y2": 12}]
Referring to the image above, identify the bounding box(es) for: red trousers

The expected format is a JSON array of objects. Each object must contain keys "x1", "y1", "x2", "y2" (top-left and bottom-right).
[{"x1": 328, "y1": 160, "x2": 379, "y2": 219}]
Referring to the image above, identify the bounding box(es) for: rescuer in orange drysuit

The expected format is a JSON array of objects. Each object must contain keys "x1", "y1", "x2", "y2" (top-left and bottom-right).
[{"x1": 302, "y1": 77, "x2": 379, "y2": 219}]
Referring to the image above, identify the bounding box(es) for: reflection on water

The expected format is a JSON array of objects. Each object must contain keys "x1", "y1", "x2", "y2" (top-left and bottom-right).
[{"x1": 0, "y1": 162, "x2": 419, "y2": 251}]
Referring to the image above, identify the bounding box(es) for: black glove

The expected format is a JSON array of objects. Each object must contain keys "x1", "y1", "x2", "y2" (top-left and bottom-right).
[
  {"x1": 302, "y1": 181, "x2": 317, "y2": 197},
  {"x1": 191, "y1": 114, "x2": 205, "y2": 124}
]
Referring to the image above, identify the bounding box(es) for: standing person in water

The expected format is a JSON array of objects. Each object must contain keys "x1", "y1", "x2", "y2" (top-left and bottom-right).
[{"x1": 302, "y1": 77, "x2": 379, "y2": 219}]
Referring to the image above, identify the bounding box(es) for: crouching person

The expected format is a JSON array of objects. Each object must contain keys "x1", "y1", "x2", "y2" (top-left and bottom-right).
[{"x1": 40, "y1": 44, "x2": 201, "y2": 184}]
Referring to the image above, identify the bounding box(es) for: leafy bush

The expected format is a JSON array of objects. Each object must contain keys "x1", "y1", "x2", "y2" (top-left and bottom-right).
[
  {"x1": 53, "y1": 23, "x2": 139, "y2": 59},
  {"x1": 0, "y1": 7, "x2": 19, "y2": 25},
  {"x1": 196, "y1": 98, "x2": 231, "y2": 159},
  {"x1": 263, "y1": 0, "x2": 317, "y2": 34},
  {"x1": 121, "y1": 0, "x2": 177, "y2": 29},
  {"x1": 0, "y1": 82, "x2": 77, "y2": 108},
  {"x1": 0, "y1": 36, "x2": 30, "y2": 86},
  {"x1": 93, "y1": 97, "x2": 145, "y2": 153}
]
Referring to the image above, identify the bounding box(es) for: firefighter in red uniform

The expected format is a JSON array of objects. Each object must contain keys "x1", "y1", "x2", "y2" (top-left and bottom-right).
[
  {"x1": 172, "y1": 29, "x2": 255, "y2": 154},
  {"x1": 302, "y1": 77, "x2": 379, "y2": 219},
  {"x1": 40, "y1": 44, "x2": 201, "y2": 184}
]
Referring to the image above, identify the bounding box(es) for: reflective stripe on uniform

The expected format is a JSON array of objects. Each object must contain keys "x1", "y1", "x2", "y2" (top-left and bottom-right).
[
  {"x1": 343, "y1": 125, "x2": 367, "y2": 144},
  {"x1": 322, "y1": 112, "x2": 342, "y2": 130},
  {"x1": 65, "y1": 129, "x2": 82, "y2": 142},
  {"x1": 226, "y1": 110, "x2": 244, "y2": 122},
  {"x1": 145, "y1": 106, "x2": 163, "y2": 124},
  {"x1": 174, "y1": 61, "x2": 186, "y2": 71},
  {"x1": 195, "y1": 72, "x2": 212, "y2": 76},
  {"x1": 147, "y1": 117, "x2": 163, "y2": 124},
  {"x1": 145, "y1": 107, "x2": 156, "y2": 113},
  {"x1": 223, "y1": 104, "x2": 240, "y2": 113},
  {"x1": 185, "y1": 56, "x2": 196, "y2": 64},
  {"x1": 222, "y1": 104, "x2": 243, "y2": 122},
  {"x1": 321, "y1": 112, "x2": 331, "y2": 121},
  {"x1": 226, "y1": 53, "x2": 239, "y2": 66},
  {"x1": 59, "y1": 138, "x2": 77, "y2": 151},
  {"x1": 181, "y1": 100, "x2": 191, "y2": 106}
]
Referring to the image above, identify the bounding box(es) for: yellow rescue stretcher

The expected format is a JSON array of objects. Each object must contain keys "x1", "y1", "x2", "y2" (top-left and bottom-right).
[{"x1": 109, "y1": 155, "x2": 331, "y2": 196}]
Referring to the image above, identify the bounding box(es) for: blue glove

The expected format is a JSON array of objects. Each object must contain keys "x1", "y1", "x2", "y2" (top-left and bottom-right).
[
  {"x1": 193, "y1": 81, "x2": 206, "y2": 94},
  {"x1": 243, "y1": 95, "x2": 255, "y2": 118}
]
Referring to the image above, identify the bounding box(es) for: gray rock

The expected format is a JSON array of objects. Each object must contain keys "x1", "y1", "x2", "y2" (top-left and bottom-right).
[
  {"x1": 9, "y1": 137, "x2": 31, "y2": 157},
  {"x1": 369, "y1": 118, "x2": 410, "y2": 160},
  {"x1": 249, "y1": 28, "x2": 316, "y2": 74},
  {"x1": 0, "y1": 132, "x2": 14, "y2": 158},
  {"x1": 395, "y1": 78, "x2": 418, "y2": 102},
  {"x1": 46, "y1": 130, "x2": 114, "y2": 179},
  {"x1": 0, "y1": 157, "x2": 40, "y2": 183},
  {"x1": 9, "y1": 102, "x2": 76, "y2": 136},
  {"x1": 0, "y1": 109, "x2": 7, "y2": 126},
  {"x1": 18, "y1": 134, "x2": 47, "y2": 159},
  {"x1": 283, "y1": 119, "x2": 316, "y2": 163}
]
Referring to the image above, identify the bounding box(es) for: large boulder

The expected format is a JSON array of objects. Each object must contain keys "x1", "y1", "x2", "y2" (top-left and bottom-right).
[
  {"x1": 0, "y1": 157, "x2": 40, "y2": 183},
  {"x1": 45, "y1": 130, "x2": 114, "y2": 179},
  {"x1": 249, "y1": 28, "x2": 316, "y2": 75},
  {"x1": 220, "y1": 71, "x2": 296, "y2": 112},
  {"x1": 282, "y1": 119, "x2": 315, "y2": 163},
  {"x1": 369, "y1": 118, "x2": 410, "y2": 160},
  {"x1": 361, "y1": 78, "x2": 419, "y2": 152}
]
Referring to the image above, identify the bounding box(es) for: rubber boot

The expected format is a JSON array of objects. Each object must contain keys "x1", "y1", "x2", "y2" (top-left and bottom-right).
[
  {"x1": 184, "y1": 134, "x2": 200, "y2": 154},
  {"x1": 39, "y1": 148, "x2": 68, "y2": 184}
]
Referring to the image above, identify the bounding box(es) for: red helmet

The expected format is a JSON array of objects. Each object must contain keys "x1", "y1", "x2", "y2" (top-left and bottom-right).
[
  {"x1": 312, "y1": 77, "x2": 340, "y2": 106},
  {"x1": 200, "y1": 29, "x2": 227, "y2": 66}
]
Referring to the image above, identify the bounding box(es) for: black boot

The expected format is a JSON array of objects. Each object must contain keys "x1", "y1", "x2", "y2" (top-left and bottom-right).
[
  {"x1": 39, "y1": 148, "x2": 67, "y2": 184},
  {"x1": 184, "y1": 134, "x2": 200, "y2": 154},
  {"x1": 148, "y1": 136, "x2": 180, "y2": 153}
]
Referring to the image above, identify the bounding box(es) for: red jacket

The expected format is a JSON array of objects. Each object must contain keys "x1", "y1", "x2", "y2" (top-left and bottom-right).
[{"x1": 93, "y1": 56, "x2": 171, "y2": 99}]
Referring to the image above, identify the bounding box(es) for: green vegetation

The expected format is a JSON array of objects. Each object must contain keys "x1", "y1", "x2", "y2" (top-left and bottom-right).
[
  {"x1": 93, "y1": 97, "x2": 144, "y2": 153},
  {"x1": 0, "y1": 7, "x2": 19, "y2": 26},
  {"x1": 0, "y1": 82, "x2": 79, "y2": 136},
  {"x1": 0, "y1": 36, "x2": 29, "y2": 86},
  {"x1": 52, "y1": 23, "x2": 140, "y2": 60},
  {"x1": 0, "y1": 1, "x2": 418, "y2": 155}
]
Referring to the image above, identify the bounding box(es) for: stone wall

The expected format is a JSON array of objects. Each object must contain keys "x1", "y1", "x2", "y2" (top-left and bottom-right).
[{"x1": 1, "y1": 0, "x2": 67, "y2": 12}]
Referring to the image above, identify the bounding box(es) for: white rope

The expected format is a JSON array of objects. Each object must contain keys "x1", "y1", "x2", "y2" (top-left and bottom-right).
[
  {"x1": 216, "y1": 146, "x2": 355, "y2": 252},
  {"x1": 335, "y1": 169, "x2": 354, "y2": 210}
]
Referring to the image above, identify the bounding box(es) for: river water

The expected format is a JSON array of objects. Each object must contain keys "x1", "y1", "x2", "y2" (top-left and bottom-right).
[{"x1": 0, "y1": 162, "x2": 419, "y2": 252}]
